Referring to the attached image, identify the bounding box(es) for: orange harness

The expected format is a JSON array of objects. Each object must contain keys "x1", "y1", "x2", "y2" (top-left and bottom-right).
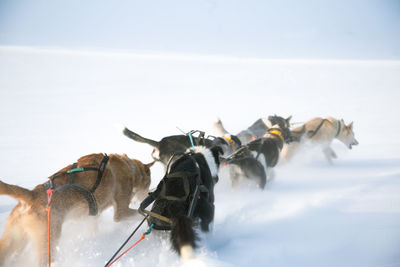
[{"x1": 46, "y1": 188, "x2": 55, "y2": 267}]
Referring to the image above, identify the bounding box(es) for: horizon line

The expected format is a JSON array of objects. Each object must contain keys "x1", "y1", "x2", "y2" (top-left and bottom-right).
[{"x1": 1, "y1": 45, "x2": 400, "y2": 66}]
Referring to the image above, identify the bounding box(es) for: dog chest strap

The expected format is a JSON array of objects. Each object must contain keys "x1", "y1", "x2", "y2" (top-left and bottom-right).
[
  {"x1": 44, "y1": 154, "x2": 109, "y2": 216},
  {"x1": 90, "y1": 155, "x2": 109, "y2": 193},
  {"x1": 57, "y1": 184, "x2": 98, "y2": 216},
  {"x1": 308, "y1": 119, "x2": 326, "y2": 138},
  {"x1": 69, "y1": 163, "x2": 79, "y2": 184}
]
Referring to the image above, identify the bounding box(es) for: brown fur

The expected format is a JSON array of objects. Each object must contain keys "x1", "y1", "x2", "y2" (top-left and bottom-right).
[
  {"x1": 0, "y1": 153, "x2": 153, "y2": 266},
  {"x1": 282, "y1": 117, "x2": 358, "y2": 163}
]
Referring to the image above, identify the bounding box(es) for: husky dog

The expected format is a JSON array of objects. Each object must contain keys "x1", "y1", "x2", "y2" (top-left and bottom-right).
[
  {"x1": 123, "y1": 127, "x2": 214, "y2": 166},
  {"x1": 123, "y1": 127, "x2": 239, "y2": 166},
  {"x1": 222, "y1": 124, "x2": 291, "y2": 189},
  {"x1": 214, "y1": 115, "x2": 292, "y2": 145},
  {"x1": 139, "y1": 146, "x2": 223, "y2": 261},
  {"x1": 0, "y1": 153, "x2": 153, "y2": 266},
  {"x1": 210, "y1": 134, "x2": 242, "y2": 156},
  {"x1": 282, "y1": 117, "x2": 359, "y2": 163}
]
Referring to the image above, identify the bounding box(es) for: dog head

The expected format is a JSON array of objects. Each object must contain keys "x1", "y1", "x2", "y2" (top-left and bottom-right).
[
  {"x1": 268, "y1": 115, "x2": 292, "y2": 143},
  {"x1": 268, "y1": 115, "x2": 292, "y2": 130},
  {"x1": 212, "y1": 134, "x2": 242, "y2": 156},
  {"x1": 337, "y1": 120, "x2": 359, "y2": 149}
]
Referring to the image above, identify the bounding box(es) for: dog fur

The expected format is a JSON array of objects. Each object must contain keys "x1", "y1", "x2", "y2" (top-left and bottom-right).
[
  {"x1": 123, "y1": 127, "x2": 217, "y2": 166},
  {"x1": 222, "y1": 125, "x2": 291, "y2": 189},
  {"x1": 0, "y1": 153, "x2": 153, "y2": 266},
  {"x1": 282, "y1": 116, "x2": 359, "y2": 162},
  {"x1": 123, "y1": 127, "x2": 237, "y2": 166},
  {"x1": 141, "y1": 146, "x2": 222, "y2": 261},
  {"x1": 210, "y1": 134, "x2": 242, "y2": 157},
  {"x1": 214, "y1": 115, "x2": 292, "y2": 145}
]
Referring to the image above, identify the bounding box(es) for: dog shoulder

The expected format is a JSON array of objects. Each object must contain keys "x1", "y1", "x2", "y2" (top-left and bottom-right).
[
  {"x1": 76, "y1": 153, "x2": 105, "y2": 166},
  {"x1": 186, "y1": 146, "x2": 220, "y2": 177}
]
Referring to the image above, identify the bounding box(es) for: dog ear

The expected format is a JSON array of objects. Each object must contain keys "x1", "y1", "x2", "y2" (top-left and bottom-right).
[
  {"x1": 347, "y1": 121, "x2": 353, "y2": 129},
  {"x1": 286, "y1": 115, "x2": 292, "y2": 124},
  {"x1": 231, "y1": 135, "x2": 242, "y2": 147}
]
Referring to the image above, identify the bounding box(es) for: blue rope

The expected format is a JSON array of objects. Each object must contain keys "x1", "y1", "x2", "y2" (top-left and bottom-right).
[
  {"x1": 144, "y1": 224, "x2": 154, "y2": 235},
  {"x1": 188, "y1": 132, "x2": 195, "y2": 147}
]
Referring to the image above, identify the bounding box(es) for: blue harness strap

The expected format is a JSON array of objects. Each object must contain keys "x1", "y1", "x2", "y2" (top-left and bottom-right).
[
  {"x1": 335, "y1": 120, "x2": 342, "y2": 138},
  {"x1": 188, "y1": 132, "x2": 195, "y2": 147}
]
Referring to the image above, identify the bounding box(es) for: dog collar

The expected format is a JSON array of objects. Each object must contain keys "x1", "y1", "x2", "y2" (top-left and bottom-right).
[
  {"x1": 224, "y1": 136, "x2": 235, "y2": 149},
  {"x1": 335, "y1": 120, "x2": 341, "y2": 138},
  {"x1": 267, "y1": 129, "x2": 284, "y2": 143}
]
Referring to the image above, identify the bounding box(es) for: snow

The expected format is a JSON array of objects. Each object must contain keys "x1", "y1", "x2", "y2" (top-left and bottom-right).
[{"x1": 1, "y1": 46, "x2": 400, "y2": 266}]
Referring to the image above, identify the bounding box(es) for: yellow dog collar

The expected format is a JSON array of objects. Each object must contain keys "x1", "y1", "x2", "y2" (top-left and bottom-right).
[
  {"x1": 224, "y1": 136, "x2": 235, "y2": 149},
  {"x1": 267, "y1": 129, "x2": 284, "y2": 143}
]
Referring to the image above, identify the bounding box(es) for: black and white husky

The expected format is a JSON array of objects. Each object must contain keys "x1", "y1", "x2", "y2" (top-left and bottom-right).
[
  {"x1": 123, "y1": 127, "x2": 239, "y2": 166},
  {"x1": 214, "y1": 115, "x2": 292, "y2": 145},
  {"x1": 222, "y1": 125, "x2": 291, "y2": 189},
  {"x1": 139, "y1": 145, "x2": 223, "y2": 261}
]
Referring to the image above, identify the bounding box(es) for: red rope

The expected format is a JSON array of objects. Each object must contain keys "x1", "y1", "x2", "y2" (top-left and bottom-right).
[
  {"x1": 46, "y1": 205, "x2": 52, "y2": 267},
  {"x1": 46, "y1": 188, "x2": 55, "y2": 267},
  {"x1": 106, "y1": 234, "x2": 146, "y2": 267}
]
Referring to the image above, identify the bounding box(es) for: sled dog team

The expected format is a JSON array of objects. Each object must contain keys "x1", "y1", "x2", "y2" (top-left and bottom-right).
[{"x1": 0, "y1": 115, "x2": 358, "y2": 266}]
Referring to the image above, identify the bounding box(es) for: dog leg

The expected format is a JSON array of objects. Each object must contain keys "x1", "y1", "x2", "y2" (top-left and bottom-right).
[
  {"x1": 280, "y1": 142, "x2": 300, "y2": 162},
  {"x1": 0, "y1": 216, "x2": 28, "y2": 265},
  {"x1": 229, "y1": 164, "x2": 243, "y2": 188},
  {"x1": 21, "y1": 212, "x2": 62, "y2": 267},
  {"x1": 266, "y1": 168, "x2": 275, "y2": 183},
  {"x1": 112, "y1": 194, "x2": 138, "y2": 222},
  {"x1": 197, "y1": 200, "x2": 214, "y2": 232},
  {"x1": 323, "y1": 146, "x2": 337, "y2": 163}
]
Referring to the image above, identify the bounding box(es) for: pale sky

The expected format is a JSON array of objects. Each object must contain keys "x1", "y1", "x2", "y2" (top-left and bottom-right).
[{"x1": 0, "y1": 0, "x2": 399, "y2": 59}]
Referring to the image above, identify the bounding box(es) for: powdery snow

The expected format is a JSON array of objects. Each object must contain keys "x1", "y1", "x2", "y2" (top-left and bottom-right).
[{"x1": 0, "y1": 47, "x2": 400, "y2": 267}]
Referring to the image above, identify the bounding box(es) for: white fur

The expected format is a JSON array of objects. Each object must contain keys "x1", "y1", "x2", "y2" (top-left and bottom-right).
[
  {"x1": 213, "y1": 117, "x2": 229, "y2": 136},
  {"x1": 152, "y1": 148, "x2": 160, "y2": 160},
  {"x1": 186, "y1": 146, "x2": 218, "y2": 177},
  {"x1": 180, "y1": 245, "x2": 194, "y2": 261},
  {"x1": 262, "y1": 118, "x2": 273, "y2": 128}
]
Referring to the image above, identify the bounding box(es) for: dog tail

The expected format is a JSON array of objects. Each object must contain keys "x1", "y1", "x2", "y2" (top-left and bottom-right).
[
  {"x1": 0, "y1": 180, "x2": 34, "y2": 203},
  {"x1": 145, "y1": 161, "x2": 156, "y2": 169},
  {"x1": 143, "y1": 161, "x2": 156, "y2": 177},
  {"x1": 123, "y1": 127, "x2": 160, "y2": 148},
  {"x1": 213, "y1": 117, "x2": 230, "y2": 137},
  {"x1": 171, "y1": 214, "x2": 197, "y2": 260}
]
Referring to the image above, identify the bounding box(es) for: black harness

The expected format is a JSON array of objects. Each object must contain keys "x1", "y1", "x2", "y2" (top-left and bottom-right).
[
  {"x1": 290, "y1": 119, "x2": 327, "y2": 142},
  {"x1": 307, "y1": 119, "x2": 327, "y2": 138},
  {"x1": 44, "y1": 154, "x2": 109, "y2": 216},
  {"x1": 139, "y1": 153, "x2": 209, "y2": 230}
]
